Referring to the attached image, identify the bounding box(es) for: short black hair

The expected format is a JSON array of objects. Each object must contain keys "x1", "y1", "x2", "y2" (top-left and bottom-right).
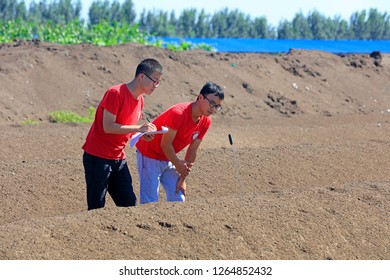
[
  {"x1": 200, "y1": 82, "x2": 224, "y2": 100},
  {"x1": 135, "y1": 58, "x2": 163, "y2": 77}
]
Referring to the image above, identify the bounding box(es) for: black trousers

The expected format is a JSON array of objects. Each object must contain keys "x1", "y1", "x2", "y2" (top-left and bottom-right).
[{"x1": 83, "y1": 152, "x2": 137, "y2": 210}]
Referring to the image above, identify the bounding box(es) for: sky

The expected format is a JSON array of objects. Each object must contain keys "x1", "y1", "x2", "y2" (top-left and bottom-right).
[{"x1": 23, "y1": 0, "x2": 389, "y2": 27}]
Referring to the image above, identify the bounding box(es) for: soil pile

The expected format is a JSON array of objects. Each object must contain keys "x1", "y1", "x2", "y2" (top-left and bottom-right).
[{"x1": 0, "y1": 41, "x2": 389, "y2": 259}]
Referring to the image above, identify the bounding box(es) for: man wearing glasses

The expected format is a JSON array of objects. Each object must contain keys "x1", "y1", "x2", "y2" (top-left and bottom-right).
[
  {"x1": 82, "y1": 58, "x2": 163, "y2": 210},
  {"x1": 136, "y1": 82, "x2": 224, "y2": 204}
]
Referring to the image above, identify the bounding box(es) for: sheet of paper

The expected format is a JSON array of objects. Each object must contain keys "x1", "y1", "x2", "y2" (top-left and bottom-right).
[{"x1": 129, "y1": 126, "x2": 168, "y2": 147}]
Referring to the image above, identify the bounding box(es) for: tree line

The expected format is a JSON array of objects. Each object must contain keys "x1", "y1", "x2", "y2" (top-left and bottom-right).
[{"x1": 1, "y1": 0, "x2": 390, "y2": 40}]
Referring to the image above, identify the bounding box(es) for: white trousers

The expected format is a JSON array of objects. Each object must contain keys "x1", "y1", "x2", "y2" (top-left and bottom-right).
[{"x1": 136, "y1": 150, "x2": 185, "y2": 204}]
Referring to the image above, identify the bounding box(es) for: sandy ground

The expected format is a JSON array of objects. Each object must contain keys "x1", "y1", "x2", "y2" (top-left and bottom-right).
[{"x1": 0, "y1": 41, "x2": 389, "y2": 260}]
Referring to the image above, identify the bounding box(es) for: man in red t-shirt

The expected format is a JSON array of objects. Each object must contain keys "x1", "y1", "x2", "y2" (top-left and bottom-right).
[
  {"x1": 136, "y1": 82, "x2": 224, "y2": 204},
  {"x1": 82, "y1": 58, "x2": 163, "y2": 210}
]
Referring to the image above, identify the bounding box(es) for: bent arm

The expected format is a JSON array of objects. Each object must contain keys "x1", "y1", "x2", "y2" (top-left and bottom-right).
[
  {"x1": 175, "y1": 139, "x2": 202, "y2": 194},
  {"x1": 185, "y1": 138, "x2": 202, "y2": 164},
  {"x1": 161, "y1": 128, "x2": 180, "y2": 166},
  {"x1": 161, "y1": 128, "x2": 190, "y2": 176},
  {"x1": 181, "y1": 138, "x2": 202, "y2": 179},
  {"x1": 102, "y1": 109, "x2": 155, "y2": 134}
]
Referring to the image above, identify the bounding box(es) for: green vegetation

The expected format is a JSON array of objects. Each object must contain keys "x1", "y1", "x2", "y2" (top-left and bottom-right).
[
  {"x1": 0, "y1": 19, "x2": 214, "y2": 50},
  {"x1": 1, "y1": 0, "x2": 389, "y2": 40},
  {"x1": 22, "y1": 108, "x2": 96, "y2": 125},
  {"x1": 21, "y1": 119, "x2": 40, "y2": 125},
  {"x1": 48, "y1": 107, "x2": 96, "y2": 123},
  {"x1": 166, "y1": 41, "x2": 216, "y2": 52}
]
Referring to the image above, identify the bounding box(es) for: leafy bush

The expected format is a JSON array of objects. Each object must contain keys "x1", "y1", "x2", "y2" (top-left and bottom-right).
[
  {"x1": 0, "y1": 19, "x2": 213, "y2": 51},
  {"x1": 48, "y1": 107, "x2": 96, "y2": 123},
  {"x1": 0, "y1": 20, "x2": 35, "y2": 42}
]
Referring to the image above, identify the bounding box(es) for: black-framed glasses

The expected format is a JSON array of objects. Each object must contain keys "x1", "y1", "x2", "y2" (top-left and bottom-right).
[
  {"x1": 203, "y1": 95, "x2": 222, "y2": 111},
  {"x1": 142, "y1": 72, "x2": 160, "y2": 87}
]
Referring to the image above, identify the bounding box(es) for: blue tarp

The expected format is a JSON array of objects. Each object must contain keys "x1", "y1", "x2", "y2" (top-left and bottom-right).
[{"x1": 161, "y1": 37, "x2": 390, "y2": 54}]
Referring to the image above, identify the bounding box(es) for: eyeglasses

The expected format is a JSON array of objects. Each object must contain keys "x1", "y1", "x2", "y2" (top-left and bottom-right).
[
  {"x1": 142, "y1": 72, "x2": 160, "y2": 87},
  {"x1": 203, "y1": 95, "x2": 222, "y2": 111}
]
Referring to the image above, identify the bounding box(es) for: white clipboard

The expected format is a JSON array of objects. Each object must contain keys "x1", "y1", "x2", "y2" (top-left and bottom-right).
[{"x1": 129, "y1": 126, "x2": 168, "y2": 147}]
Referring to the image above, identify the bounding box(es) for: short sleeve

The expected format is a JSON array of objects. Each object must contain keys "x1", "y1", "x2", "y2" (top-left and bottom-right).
[{"x1": 100, "y1": 89, "x2": 121, "y2": 116}]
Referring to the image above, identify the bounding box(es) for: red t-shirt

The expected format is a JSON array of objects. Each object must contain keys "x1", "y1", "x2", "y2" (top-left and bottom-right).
[
  {"x1": 136, "y1": 102, "x2": 211, "y2": 161},
  {"x1": 82, "y1": 84, "x2": 144, "y2": 160}
]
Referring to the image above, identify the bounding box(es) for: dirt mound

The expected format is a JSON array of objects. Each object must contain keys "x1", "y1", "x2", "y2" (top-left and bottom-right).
[{"x1": 0, "y1": 40, "x2": 389, "y2": 260}]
